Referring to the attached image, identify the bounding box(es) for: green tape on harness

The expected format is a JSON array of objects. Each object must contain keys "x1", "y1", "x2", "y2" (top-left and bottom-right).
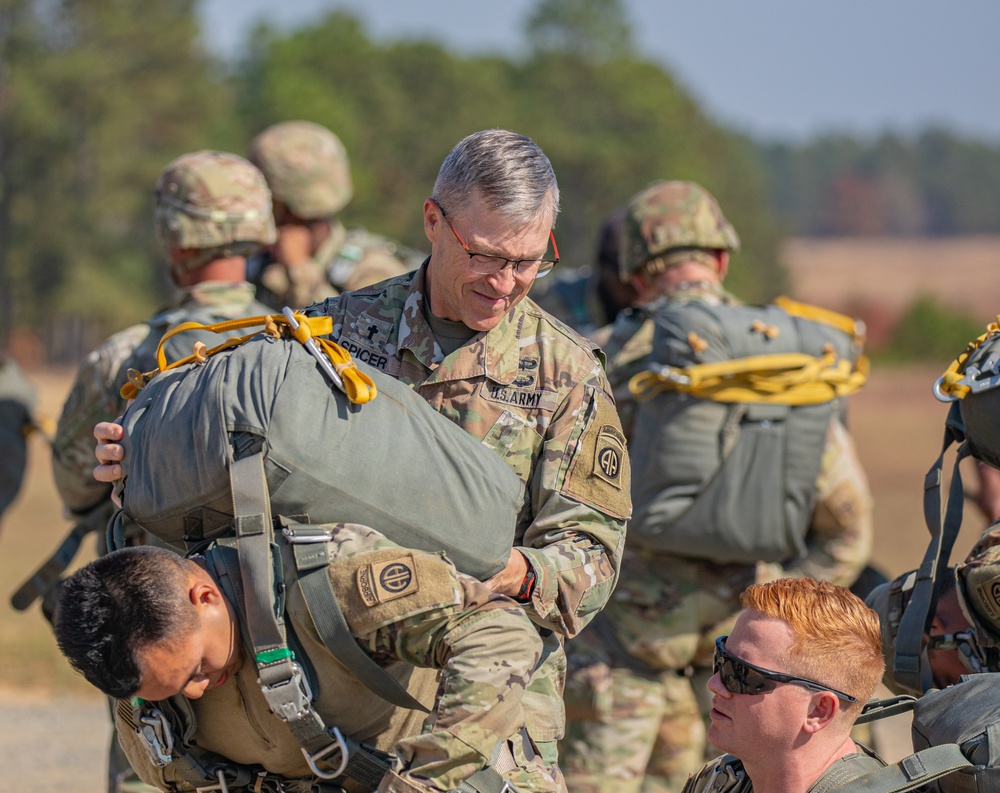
[{"x1": 256, "y1": 647, "x2": 294, "y2": 665}]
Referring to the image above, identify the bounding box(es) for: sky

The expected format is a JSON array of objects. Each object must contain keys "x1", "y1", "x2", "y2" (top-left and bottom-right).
[{"x1": 198, "y1": 0, "x2": 1000, "y2": 143}]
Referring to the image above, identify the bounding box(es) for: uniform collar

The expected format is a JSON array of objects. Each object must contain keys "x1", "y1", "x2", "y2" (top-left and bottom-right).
[{"x1": 395, "y1": 263, "x2": 525, "y2": 385}]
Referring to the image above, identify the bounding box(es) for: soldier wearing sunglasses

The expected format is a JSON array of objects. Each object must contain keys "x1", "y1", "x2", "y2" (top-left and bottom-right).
[{"x1": 683, "y1": 578, "x2": 885, "y2": 793}]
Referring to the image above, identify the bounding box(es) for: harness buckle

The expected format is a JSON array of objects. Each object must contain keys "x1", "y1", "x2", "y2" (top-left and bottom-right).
[
  {"x1": 281, "y1": 525, "x2": 334, "y2": 544},
  {"x1": 260, "y1": 661, "x2": 313, "y2": 722},
  {"x1": 195, "y1": 768, "x2": 230, "y2": 793},
  {"x1": 302, "y1": 726, "x2": 350, "y2": 780},
  {"x1": 138, "y1": 708, "x2": 175, "y2": 767},
  {"x1": 964, "y1": 363, "x2": 1000, "y2": 394}
]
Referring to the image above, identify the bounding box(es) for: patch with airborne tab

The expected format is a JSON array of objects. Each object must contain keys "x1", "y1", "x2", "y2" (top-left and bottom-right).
[
  {"x1": 561, "y1": 389, "x2": 632, "y2": 521},
  {"x1": 357, "y1": 553, "x2": 419, "y2": 606}
]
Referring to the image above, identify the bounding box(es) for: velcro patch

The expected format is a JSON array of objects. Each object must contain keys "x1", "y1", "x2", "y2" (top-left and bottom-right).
[
  {"x1": 562, "y1": 389, "x2": 632, "y2": 521},
  {"x1": 357, "y1": 554, "x2": 420, "y2": 606},
  {"x1": 328, "y1": 548, "x2": 460, "y2": 636}
]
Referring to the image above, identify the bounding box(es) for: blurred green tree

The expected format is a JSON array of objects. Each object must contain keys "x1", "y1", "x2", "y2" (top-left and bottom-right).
[{"x1": 0, "y1": 0, "x2": 232, "y2": 359}]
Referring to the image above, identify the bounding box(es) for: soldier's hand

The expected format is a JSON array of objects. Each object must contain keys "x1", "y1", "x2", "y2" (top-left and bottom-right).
[
  {"x1": 93, "y1": 421, "x2": 125, "y2": 488},
  {"x1": 485, "y1": 549, "x2": 530, "y2": 598}
]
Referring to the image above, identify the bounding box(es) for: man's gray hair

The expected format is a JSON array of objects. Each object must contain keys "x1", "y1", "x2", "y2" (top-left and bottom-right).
[{"x1": 432, "y1": 129, "x2": 560, "y2": 228}]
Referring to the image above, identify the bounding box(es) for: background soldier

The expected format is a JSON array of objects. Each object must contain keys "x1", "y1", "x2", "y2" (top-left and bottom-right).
[
  {"x1": 49, "y1": 149, "x2": 276, "y2": 793},
  {"x1": 54, "y1": 536, "x2": 558, "y2": 792},
  {"x1": 561, "y1": 180, "x2": 873, "y2": 792},
  {"x1": 97, "y1": 129, "x2": 631, "y2": 786},
  {"x1": 683, "y1": 578, "x2": 885, "y2": 793},
  {"x1": 247, "y1": 120, "x2": 421, "y2": 309},
  {"x1": 0, "y1": 356, "x2": 37, "y2": 526}
]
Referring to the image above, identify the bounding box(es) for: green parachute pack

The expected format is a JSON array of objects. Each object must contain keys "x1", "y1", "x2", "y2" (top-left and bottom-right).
[
  {"x1": 626, "y1": 296, "x2": 867, "y2": 564},
  {"x1": 109, "y1": 310, "x2": 522, "y2": 580}
]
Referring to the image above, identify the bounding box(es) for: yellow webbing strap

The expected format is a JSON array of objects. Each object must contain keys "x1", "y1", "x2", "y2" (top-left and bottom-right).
[
  {"x1": 119, "y1": 313, "x2": 377, "y2": 405},
  {"x1": 629, "y1": 348, "x2": 870, "y2": 405},
  {"x1": 934, "y1": 318, "x2": 1000, "y2": 401},
  {"x1": 772, "y1": 295, "x2": 866, "y2": 342}
]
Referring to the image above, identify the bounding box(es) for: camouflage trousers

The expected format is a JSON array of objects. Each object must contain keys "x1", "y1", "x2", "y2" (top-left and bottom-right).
[{"x1": 559, "y1": 567, "x2": 750, "y2": 793}]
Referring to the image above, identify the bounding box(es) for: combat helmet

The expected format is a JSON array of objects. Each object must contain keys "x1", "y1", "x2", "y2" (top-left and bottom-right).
[
  {"x1": 620, "y1": 180, "x2": 740, "y2": 280},
  {"x1": 249, "y1": 121, "x2": 353, "y2": 220},
  {"x1": 154, "y1": 150, "x2": 276, "y2": 257}
]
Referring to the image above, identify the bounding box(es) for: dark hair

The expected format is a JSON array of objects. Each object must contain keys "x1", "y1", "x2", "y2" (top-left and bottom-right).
[{"x1": 54, "y1": 547, "x2": 198, "y2": 698}]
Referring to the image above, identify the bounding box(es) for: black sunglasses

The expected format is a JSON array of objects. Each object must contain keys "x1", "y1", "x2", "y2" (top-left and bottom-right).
[{"x1": 713, "y1": 636, "x2": 857, "y2": 703}]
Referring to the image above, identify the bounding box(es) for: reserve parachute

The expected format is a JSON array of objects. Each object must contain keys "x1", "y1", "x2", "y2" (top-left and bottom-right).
[
  {"x1": 111, "y1": 311, "x2": 523, "y2": 581},
  {"x1": 626, "y1": 296, "x2": 867, "y2": 564}
]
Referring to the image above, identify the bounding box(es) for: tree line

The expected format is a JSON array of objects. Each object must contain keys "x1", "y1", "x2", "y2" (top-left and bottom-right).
[{"x1": 2, "y1": 0, "x2": 997, "y2": 363}]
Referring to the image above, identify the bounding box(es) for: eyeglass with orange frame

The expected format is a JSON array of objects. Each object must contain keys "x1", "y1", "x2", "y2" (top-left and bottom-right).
[{"x1": 432, "y1": 198, "x2": 559, "y2": 278}]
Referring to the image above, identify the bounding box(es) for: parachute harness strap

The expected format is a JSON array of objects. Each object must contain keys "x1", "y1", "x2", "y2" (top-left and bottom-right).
[
  {"x1": 629, "y1": 349, "x2": 869, "y2": 405},
  {"x1": 629, "y1": 296, "x2": 869, "y2": 406},
  {"x1": 933, "y1": 318, "x2": 1000, "y2": 402},
  {"x1": 119, "y1": 310, "x2": 376, "y2": 404}
]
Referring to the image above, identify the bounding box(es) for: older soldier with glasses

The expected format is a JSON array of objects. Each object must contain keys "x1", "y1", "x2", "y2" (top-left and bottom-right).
[
  {"x1": 682, "y1": 577, "x2": 885, "y2": 793},
  {"x1": 93, "y1": 129, "x2": 631, "y2": 790}
]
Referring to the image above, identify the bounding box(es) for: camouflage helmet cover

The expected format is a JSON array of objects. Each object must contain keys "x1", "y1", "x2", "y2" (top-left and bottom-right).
[
  {"x1": 154, "y1": 150, "x2": 276, "y2": 250},
  {"x1": 249, "y1": 120, "x2": 353, "y2": 220},
  {"x1": 620, "y1": 180, "x2": 740, "y2": 280}
]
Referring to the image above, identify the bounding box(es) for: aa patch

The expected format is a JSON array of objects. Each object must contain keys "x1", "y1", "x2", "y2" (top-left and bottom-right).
[
  {"x1": 974, "y1": 575, "x2": 1000, "y2": 623},
  {"x1": 357, "y1": 553, "x2": 420, "y2": 606},
  {"x1": 327, "y1": 548, "x2": 459, "y2": 635},
  {"x1": 562, "y1": 389, "x2": 632, "y2": 521},
  {"x1": 594, "y1": 426, "x2": 626, "y2": 485}
]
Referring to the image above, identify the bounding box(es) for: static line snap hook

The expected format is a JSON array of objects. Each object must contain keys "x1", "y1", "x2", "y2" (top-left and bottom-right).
[{"x1": 932, "y1": 376, "x2": 959, "y2": 403}]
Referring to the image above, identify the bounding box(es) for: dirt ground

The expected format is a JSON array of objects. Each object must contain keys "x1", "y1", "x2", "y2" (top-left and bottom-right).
[{"x1": 0, "y1": 338, "x2": 988, "y2": 789}]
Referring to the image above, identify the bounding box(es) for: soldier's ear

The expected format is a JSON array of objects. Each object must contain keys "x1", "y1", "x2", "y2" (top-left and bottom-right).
[
  {"x1": 803, "y1": 691, "x2": 840, "y2": 733},
  {"x1": 716, "y1": 251, "x2": 729, "y2": 280},
  {"x1": 423, "y1": 198, "x2": 443, "y2": 245},
  {"x1": 188, "y1": 579, "x2": 223, "y2": 609}
]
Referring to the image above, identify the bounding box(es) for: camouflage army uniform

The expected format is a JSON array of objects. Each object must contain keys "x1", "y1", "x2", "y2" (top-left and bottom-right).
[
  {"x1": 0, "y1": 357, "x2": 36, "y2": 522},
  {"x1": 52, "y1": 281, "x2": 274, "y2": 517},
  {"x1": 562, "y1": 185, "x2": 873, "y2": 793},
  {"x1": 680, "y1": 747, "x2": 884, "y2": 793},
  {"x1": 309, "y1": 262, "x2": 632, "y2": 773},
  {"x1": 116, "y1": 522, "x2": 558, "y2": 793}
]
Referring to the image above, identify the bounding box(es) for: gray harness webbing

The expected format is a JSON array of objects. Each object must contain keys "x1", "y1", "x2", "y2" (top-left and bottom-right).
[
  {"x1": 225, "y1": 451, "x2": 400, "y2": 786},
  {"x1": 809, "y1": 745, "x2": 970, "y2": 793},
  {"x1": 221, "y1": 452, "x2": 515, "y2": 792},
  {"x1": 894, "y1": 416, "x2": 970, "y2": 694}
]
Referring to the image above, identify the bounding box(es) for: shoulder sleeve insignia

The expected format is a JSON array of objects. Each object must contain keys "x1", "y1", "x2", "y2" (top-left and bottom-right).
[
  {"x1": 357, "y1": 553, "x2": 419, "y2": 606},
  {"x1": 327, "y1": 547, "x2": 459, "y2": 635},
  {"x1": 561, "y1": 388, "x2": 632, "y2": 521}
]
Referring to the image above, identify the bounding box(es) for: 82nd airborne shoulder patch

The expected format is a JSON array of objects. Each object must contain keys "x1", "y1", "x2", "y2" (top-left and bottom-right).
[
  {"x1": 357, "y1": 553, "x2": 420, "y2": 606},
  {"x1": 562, "y1": 389, "x2": 632, "y2": 521}
]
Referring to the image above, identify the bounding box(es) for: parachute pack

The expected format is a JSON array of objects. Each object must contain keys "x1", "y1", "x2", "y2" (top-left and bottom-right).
[
  {"x1": 625, "y1": 295, "x2": 867, "y2": 564},
  {"x1": 835, "y1": 674, "x2": 1000, "y2": 793},
  {"x1": 108, "y1": 310, "x2": 522, "y2": 580}
]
